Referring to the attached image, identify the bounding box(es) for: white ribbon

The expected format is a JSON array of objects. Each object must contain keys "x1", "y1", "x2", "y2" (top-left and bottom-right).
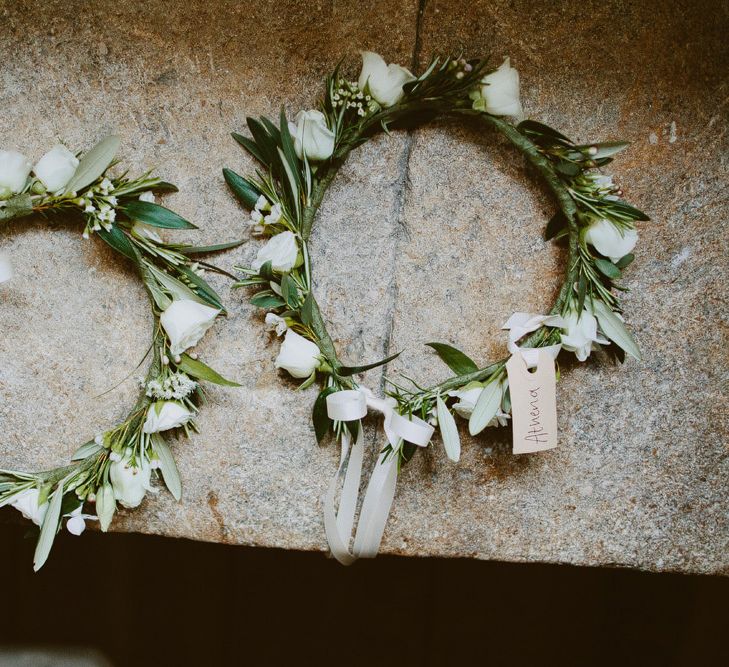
[
  {"x1": 0, "y1": 252, "x2": 13, "y2": 284},
  {"x1": 502, "y1": 312, "x2": 565, "y2": 368},
  {"x1": 323, "y1": 387, "x2": 434, "y2": 565}
]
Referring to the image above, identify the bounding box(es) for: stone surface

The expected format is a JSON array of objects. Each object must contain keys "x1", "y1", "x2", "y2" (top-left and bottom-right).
[{"x1": 0, "y1": 0, "x2": 726, "y2": 574}]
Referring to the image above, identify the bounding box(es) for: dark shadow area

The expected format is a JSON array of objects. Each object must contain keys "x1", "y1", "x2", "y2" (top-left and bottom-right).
[{"x1": 1, "y1": 526, "x2": 726, "y2": 666}]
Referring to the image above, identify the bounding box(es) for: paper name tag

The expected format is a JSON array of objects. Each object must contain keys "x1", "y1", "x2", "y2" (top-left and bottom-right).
[{"x1": 506, "y1": 350, "x2": 558, "y2": 454}]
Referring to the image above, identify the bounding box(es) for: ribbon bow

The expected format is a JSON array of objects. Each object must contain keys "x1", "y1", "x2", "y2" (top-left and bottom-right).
[
  {"x1": 502, "y1": 312, "x2": 565, "y2": 368},
  {"x1": 323, "y1": 387, "x2": 434, "y2": 565},
  {"x1": 0, "y1": 252, "x2": 13, "y2": 284}
]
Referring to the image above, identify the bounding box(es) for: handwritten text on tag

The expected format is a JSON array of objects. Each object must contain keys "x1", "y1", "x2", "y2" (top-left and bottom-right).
[{"x1": 506, "y1": 350, "x2": 558, "y2": 454}]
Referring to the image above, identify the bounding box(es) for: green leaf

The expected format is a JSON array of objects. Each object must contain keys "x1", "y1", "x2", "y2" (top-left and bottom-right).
[
  {"x1": 436, "y1": 396, "x2": 460, "y2": 463},
  {"x1": 96, "y1": 482, "x2": 116, "y2": 532},
  {"x1": 592, "y1": 300, "x2": 641, "y2": 361},
  {"x1": 576, "y1": 272, "x2": 588, "y2": 315},
  {"x1": 312, "y1": 387, "x2": 337, "y2": 444},
  {"x1": 0, "y1": 193, "x2": 33, "y2": 221},
  {"x1": 545, "y1": 210, "x2": 568, "y2": 241},
  {"x1": 518, "y1": 120, "x2": 573, "y2": 146},
  {"x1": 258, "y1": 261, "x2": 274, "y2": 281},
  {"x1": 177, "y1": 265, "x2": 224, "y2": 311},
  {"x1": 339, "y1": 351, "x2": 401, "y2": 377},
  {"x1": 250, "y1": 291, "x2": 286, "y2": 309},
  {"x1": 247, "y1": 118, "x2": 278, "y2": 165},
  {"x1": 223, "y1": 168, "x2": 261, "y2": 210},
  {"x1": 279, "y1": 107, "x2": 302, "y2": 188},
  {"x1": 171, "y1": 239, "x2": 245, "y2": 255},
  {"x1": 33, "y1": 481, "x2": 65, "y2": 571},
  {"x1": 66, "y1": 135, "x2": 121, "y2": 193},
  {"x1": 615, "y1": 253, "x2": 635, "y2": 269},
  {"x1": 593, "y1": 257, "x2": 622, "y2": 280},
  {"x1": 145, "y1": 262, "x2": 204, "y2": 305},
  {"x1": 277, "y1": 146, "x2": 301, "y2": 222},
  {"x1": 150, "y1": 181, "x2": 179, "y2": 193},
  {"x1": 300, "y1": 291, "x2": 315, "y2": 327},
  {"x1": 97, "y1": 225, "x2": 139, "y2": 262},
  {"x1": 123, "y1": 200, "x2": 196, "y2": 229},
  {"x1": 176, "y1": 353, "x2": 241, "y2": 387},
  {"x1": 232, "y1": 132, "x2": 267, "y2": 165},
  {"x1": 71, "y1": 440, "x2": 102, "y2": 461},
  {"x1": 582, "y1": 141, "x2": 630, "y2": 158},
  {"x1": 425, "y1": 342, "x2": 478, "y2": 375},
  {"x1": 468, "y1": 380, "x2": 503, "y2": 436},
  {"x1": 151, "y1": 433, "x2": 182, "y2": 501},
  {"x1": 607, "y1": 200, "x2": 650, "y2": 222},
  {"x1": 280, "y1": 273, "x2": 300, "y2": 307}
]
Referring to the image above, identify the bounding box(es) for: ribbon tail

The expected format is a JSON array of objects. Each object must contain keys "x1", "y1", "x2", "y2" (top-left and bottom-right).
[
  {"x1": 323, "y1": 426, "x2": 364, "y2": 566},
  {"x1": 352, "y1": 447, "x2": 399, "y2": 559}
]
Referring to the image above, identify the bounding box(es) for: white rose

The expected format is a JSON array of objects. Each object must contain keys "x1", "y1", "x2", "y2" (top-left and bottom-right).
[
  {"x1": 584, "y1": 218, "x2": 638, "y2": 263},
  {"x1": 479, "y1": 57, "x2": 524, "y2": 118},
  {"x1": 160, "y1": 298, "x2": 220, "y2": 356},
  {"x1": 251, "y1": 231, "x2": 298, "y2": 273},
  {"x1": 0, "y1": 149, "x2": 32, "y2": 196},
  {"x1": 275, "y1": 330, "x2": 322, "y2": 379},
  {"x1": 0, "y1": 251, "x2": 13, "y2": 284},
  {"x1": 109, "y1": 448, "x2": 153, "y2": 508},
  {"x1": 9, "y1": 488, "x2": 48, "y2": 526},
  {"x1": 33, "y1": 144, "x2": 80, "y2": 193},
  {"x1": 288, "y1": 110, "x2": 335, "y2": 162},
  {"x1": 358, "y1": 51, "x2": 416, "y2": 107},
  {"x1": 142, "y1": 400, "x2": 194, "y2": 433},
  {"x1": 560, "y1": 308, "x2": 609, "y2": 362}
]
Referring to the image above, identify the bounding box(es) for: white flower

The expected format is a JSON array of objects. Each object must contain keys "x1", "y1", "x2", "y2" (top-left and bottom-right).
[
  {"x1": 584, "y1": 218, "x2": 638, "y2": 262},
  {"x1": 251, "y1": 209, "x2": 264, "y2": 223},
  {"x1": 65, "y1": 505, "x2": 96, "y2": 536},
  {"x1": 479, "y1": 57, "x2": 524, "y2": 118},
  {"x1": 9, "y1": 488, "x2": 48, "y2": 526},
  {"x1": 99, "y1": 177, "x2": 114, "y2": 195},
  {"x1": 160, "y1": 298, "x2": 220, "y2": 356},
  {"x1": 264, "y1": 203, "x2": 282, "y2": 226},
  {"x1": 560, "y1": 308, "x2": 609, "y2": 361},
  {"x1": 450, "y1": 385, "x2": 483, "y2": 419},
  {"x1": 142, "y1": 400, "x2": 194, "y2": 434},
  {"x1": 265, "y1": 312, "x2": 288, "y2": 336},
  {"x1": 33, "y1": 144, "x2": 80, "y2": 193},
  {"x1": 0, "y1": 149, "x2": 32, "y2": 196},
  {"x1": 288, "y1": 110, "x2": 335, "y2": 161},
  {"x1": 254, "y1": 194, "x2": 271, "y2": 212},
  {"x1": 251, "y1": 231, "x2": 298, "y2": 273},
  {"x1": 138, "y1": 190, "x2": 155, "y2": 203},
  {"x1": 109, "y1": 448, "x2": 153, "y2": 508},
  {"x1": 132, "y1": 221, "x2": 162, "y2": 242},
  {"x1": 358, "y1": 51, "x2": 416, "y2": 107},
  {"x1": 0, "y1": 251, "x2": 13, "y2": 284},
  {"x1": 275, "y1": 330, "x2": 322, "y2": 378}
]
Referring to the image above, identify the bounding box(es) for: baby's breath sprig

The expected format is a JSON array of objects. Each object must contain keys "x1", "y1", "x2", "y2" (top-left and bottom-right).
[{"x1": 0, "y1": 136, "x2": 241, "y2": 570}]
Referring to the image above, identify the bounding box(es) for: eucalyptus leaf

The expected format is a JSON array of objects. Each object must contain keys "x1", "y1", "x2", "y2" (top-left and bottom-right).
[
  {"x1": 123, "y1": 201, "x2": 196, "y2": 229},
  {"x1": 0, "y1": 193, "x2": 33, "y2": 221},
  {"x1": 312, "y1": 387, "x2": 337, "y2": 444},
  {"x1": 223, "y1": 168, "x2": 261, "y2": 209},
  {"x1": 71, "y1": 440, "x2": 102, "y2": 461},
  {"x1": 33, "y1": 481, "x2": 64, "y2": 571},
  {"x1": 426, "y1": 342, "x2": 478, "y2": 375},
  {"x1": 151, "y1": 434, "x2": 182, "y2": 501},
  {"x1": 593, "y1": 257, "x2": 622, "y2": 280},
  {"x1": 436, "y1": 396, "x2": 460, "y2": 462},
  {"x1": 250, "y1": 291, "x2": 286, "y2": 309},
  {"x1": 97, "y1": 226, "x2": 139, "y2": 263},
  {"x1": 66, "y1": 135, "x2": 121, "y2": 193},
  {"x1": 339, "y1": 351, "x2": 401, "y2": 376},
  {"x1": 592, "y1": 299, "x2": 641, "y2": 361},
  {"x1": 231, "y1": 132, "x2": 267, "y2": 165},
  {"x1": 96, "y1": 482, "x2": 116, "y2": 532},
  {"x1": 468, "y1": 380, "x2": 503, "y2": 436},
  {"x1": 177, "y1": 354, "x2": 241, "y2": 387}
]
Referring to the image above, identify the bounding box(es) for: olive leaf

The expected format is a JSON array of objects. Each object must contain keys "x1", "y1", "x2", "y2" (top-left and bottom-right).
[
  {"x1": 66, "y1": 135, "x2": 121, "y2": 193},
  {"x1": 592, "y1": 300, "x2": 641, "y2": 360},
  {"x1": 468, "y1": 380, "x2": 503, "y2": 436},
  {"x1": 33, "y1": 481, "x2": 65, "y2": 572},
  {"x1": 177, "y1": 354, "x2": 241, "y2": 387},
  {"x1": 436, "y1": 396, "x2": 460, "y2": 462},
  {"x1": 151, "y1": 433, "x2": 182, "y2": 501},
  {"x1": 426, "y1": 342, "x2": 478, "y2": 376}
]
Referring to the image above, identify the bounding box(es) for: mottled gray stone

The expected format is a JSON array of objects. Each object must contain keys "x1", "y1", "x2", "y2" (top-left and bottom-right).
[{"x1": 0, "y1": 0, "x2": 726, "y2": 574}]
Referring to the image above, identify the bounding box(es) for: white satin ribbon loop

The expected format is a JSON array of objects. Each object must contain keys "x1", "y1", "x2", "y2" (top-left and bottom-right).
[
  {"x1": 389, "y1": 412, "x2": 434, "y2": 447},
  {"x1": 325, "y1": 389, "x2": 367, "y2": 421},
  {"x1": 503, "y1": 312, "x2": 565, "y2": 369},
  {"x1": 322, "y1": 385, "x2": 435, "y2": 565}
]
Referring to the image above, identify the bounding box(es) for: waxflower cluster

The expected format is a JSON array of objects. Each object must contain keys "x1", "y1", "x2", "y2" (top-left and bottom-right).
[{"x1": 146, "y1": 371, "x2": 198, "y2": 400}]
